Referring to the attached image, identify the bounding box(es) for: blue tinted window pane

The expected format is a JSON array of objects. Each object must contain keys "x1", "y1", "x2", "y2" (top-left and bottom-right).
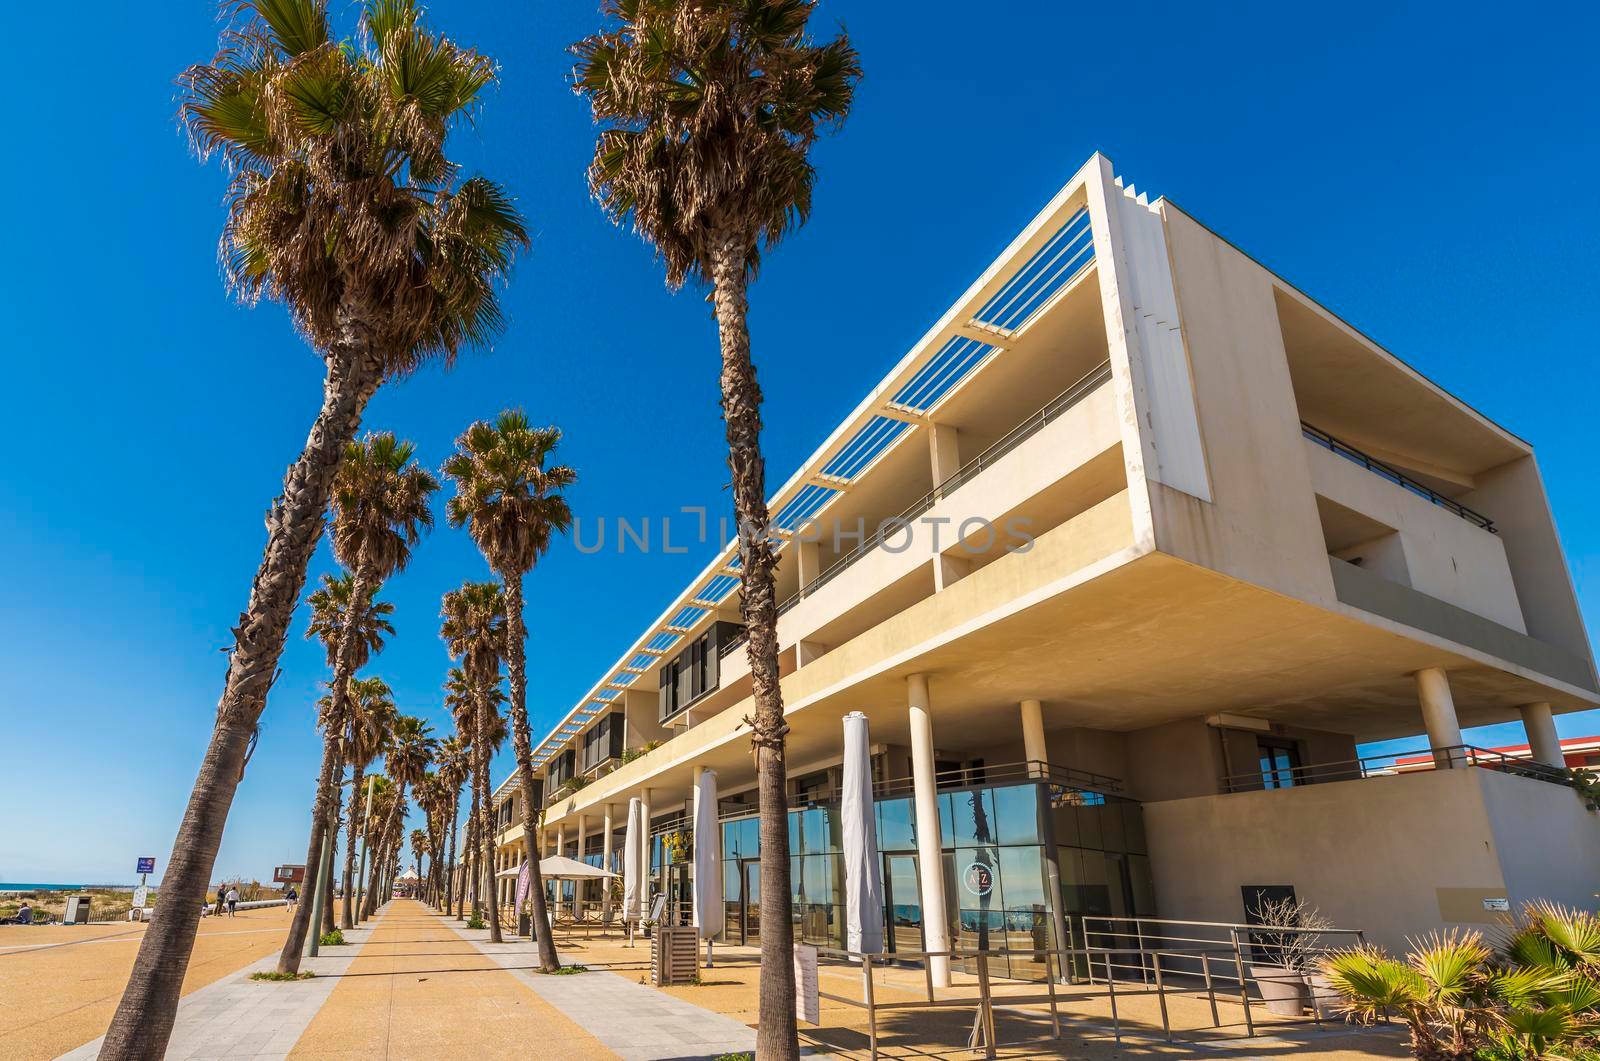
[
  {"x1": 992, "y1": 784, "x2": 1040, "y2": 846},
  {"x1": 950, "y1": 847, "x2": 1000, "y2": 908},
  {"x1": 997, "y1": 845, "x2": 1047, "y2": 909},
  {"x1": 877, "y1": 797, "x2": 915, "y2": 851}
]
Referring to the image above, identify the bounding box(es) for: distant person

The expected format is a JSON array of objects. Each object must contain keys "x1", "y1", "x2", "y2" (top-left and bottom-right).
[
  {"x1": 15, "y1": 900, "x2": 32, "y2": 925},
  {"x1": 215, "y1": 887, "x2": 227, "y2": 917},
  {"x1": 226, "y1": 886, "x2": 239, "y2": 917},
  {"x1": 285, "y1": 886, "x2": 298, "y2": 910}
]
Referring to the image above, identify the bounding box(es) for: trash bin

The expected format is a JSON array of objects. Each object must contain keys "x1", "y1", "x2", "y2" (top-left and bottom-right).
[
  {"x1": 518, "y1": 910, "x2": 530, "y2": 937},
  {"x1": 63, "y1": 895, "x2": 92, "y2": 924}
]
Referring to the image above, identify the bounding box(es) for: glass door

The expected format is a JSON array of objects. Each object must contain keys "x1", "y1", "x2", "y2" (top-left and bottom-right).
[
  {"x1": 741, "y1": 860, "x2": 761, "y2": 943},
  {"x1": 884, "y1": 853, "x2": 924, "y2": 955}
]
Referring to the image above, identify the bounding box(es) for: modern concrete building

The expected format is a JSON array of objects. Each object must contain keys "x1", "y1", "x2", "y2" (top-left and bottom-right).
[{"x1": 484, "y1": 153, "x2": 1600, "y2": 962}]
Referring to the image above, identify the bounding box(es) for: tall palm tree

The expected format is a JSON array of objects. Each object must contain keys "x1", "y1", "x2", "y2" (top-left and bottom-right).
[
  {"x1": 341, "y1": 676, "x2": 397, "y2": 928},
  {"x1": 278, "y1": 573, "x2": 395, "y2": 972},
  {"x1": 572, "y1": 4, "x2": 859, "y2": 1052},
  {"x1": 410, "y1": 828, "x2": 429, "y2": 887},
  {"x1": 364, "y1": 716, "x2": 436, "y2": 918},
  {"x1": 109, "y1": 1, "x2": 527, "y2": 1049},
  {"x1": 413, "y1": 771, "x2": 446, "y2": 904},
  {"x1": 435, "y1": 736, "x2": 469, "y2": 911},
  {"x1": 360, "y1": 775, "x2": 397, "y2": 910},
  {"x1": 443, "y1": 412, "x2": 576, "y2": 971},
  {"x1": 441, "y1": 584, "x2": 509, "y2": 942}
]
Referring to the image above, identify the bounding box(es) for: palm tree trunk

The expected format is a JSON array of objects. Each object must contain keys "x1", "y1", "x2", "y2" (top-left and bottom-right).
[
  {"x1": 465, "y1": 774, "x2": 481, "y2": 920},
  {"x1": 322, "y1": 838, "x2": 337, "y2": 936},
  {"x1": 342, "y1": 763, "x2": 367, "y2": 929},
  {"x1": 711, "y1": 231, "x2": 798, "y2": 1060},
  {"x1": 503, "y1": 574, "x2": 560, "y2": 970},
  {"x1": 277, "y1": 734, "x2": 342, "y2": 973},
  {"x1": 364, "y1": 788, "x2": 404, "y2": 919},
  {"x1": 474, "y1": 696, "x2": 502, "y2": 942},
  {"x1": 448, "y1": 795, "x2": 462, "y2": 917},
  {"x1": 98, "y1": 343, "x2": 383, "y2": 1061}
]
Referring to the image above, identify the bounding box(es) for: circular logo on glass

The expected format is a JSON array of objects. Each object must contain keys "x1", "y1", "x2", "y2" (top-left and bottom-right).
[{"x1": 961, "y1": 861, "x2": 994, "y2": 898}]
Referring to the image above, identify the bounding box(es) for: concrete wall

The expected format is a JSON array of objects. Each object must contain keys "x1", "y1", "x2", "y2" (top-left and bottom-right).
[
  {"x1": 1144, "y1": 205, "x2": 1337, "y2": 606},
  {"x1": 1143, "y1": 768, "x2": 1600, "y2": 952},
  {"x1": 1306, "y1": 438, "x2": 1526, "y2": 632}
]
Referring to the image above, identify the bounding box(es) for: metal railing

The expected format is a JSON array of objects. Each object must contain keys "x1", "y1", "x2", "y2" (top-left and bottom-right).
[
  {"x1": 1220, "y1": 742, "x2": 1571, "y2": 794},
  {"x1": 775, "y1": 361, "x2": 1115, "y2": 615},
  {"x1": 873, "y1": 758, "x2": 1125, "y2": 800},
  {"x1": 812, "y1": 928, "x2": 1372, "y2": 1060},
  {"x1": 1302, "y1": 422, "x2": 1495, "y2": 532}
]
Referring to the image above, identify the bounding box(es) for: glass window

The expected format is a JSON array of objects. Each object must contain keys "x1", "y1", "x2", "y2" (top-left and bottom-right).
[
  {"x1": 1120, "y1": 803, "x2": 1147, "y2": 855},
  {"x1": 1075, "y1": 802, "x2": 1103, "y2": 851},
  {"x1": 992, "y1": 783, "x2": 1041, "y2": 846},
  {"x1": 997, "y1": 846, "x2": 1047, "y2": 910},
  {"x1": 1052, "y1": 799, "x2": 1081, "y2": 849},
  {"x1": 876, "y1": 797, "x2": 915, "y2": 852},
  {"x1": 942, "y1": 789, "x2": 998, "y2": 848},
  {"x1": 951, "y1": 847, "x2": 1000, "y2": 909},
  {"x1": 1258, "y1": 738, "x2": 1302, "y2": 789}
]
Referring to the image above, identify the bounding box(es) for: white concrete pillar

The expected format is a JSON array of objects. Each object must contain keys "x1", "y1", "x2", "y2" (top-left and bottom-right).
[
  {"x1": 1519, "y1": 702, "x2": 1564, "y2": 769},
  {"x1": 908, "y1": 673, "x2": 951, "y2": 987},
  {"x1": 1020, "y1": 699, "x2": 1048, "y2": 768},
  {"x1": 1416, "y1": 667, "x2": 1464, "y2": 767},
  {"x1": 555, "y1": 825, "x2": 566, "y2": 917},
  {"x1": 601, "y1": 804, "x2": 616, "y2": 921},
  {"x1": 639, "y1": 788, "x2": 654, "y2": 913},
  {"x1": 575, "y1": 815, "x2": 588, "y2": 917},
  {"x1": 928, "y1": 422, "x2": 962, "y2": 487},
  {"x1": 796, "y1": 539, "x2": 821, "y2": 596}
]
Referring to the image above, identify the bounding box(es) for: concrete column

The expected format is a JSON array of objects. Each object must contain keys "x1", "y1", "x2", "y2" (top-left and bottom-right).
[
  {"x1": 639, "y1": 788, "x2": 654, "y2": 913},
  {"x1": 796, "y1": 539, "x2": 821, "y2": 596},
  {"x1": 575, "y1": 815, "x2": 588, "y2": 917},
  {"x1": 555, "y1": 825, "x2": 566, "y2": 917},
  {"x1": 1519, "y1": 702, "x2": 1564, "y2": 769},
  {"x1": 601, "y1": 804, "x2": 615, "y2": 921},
  {"x1": 1020, "y1": 699, "x2": 1048, "y2": 768},
  {"x1": 1416, "y1": 667, "x2": 1464, "y2": 768},
  {"x1": 908, "y1": 673, "x2": 951, "y2": 987},
  {"x1": 928, "y1": 422, "x2": 962, "y2": 487}
]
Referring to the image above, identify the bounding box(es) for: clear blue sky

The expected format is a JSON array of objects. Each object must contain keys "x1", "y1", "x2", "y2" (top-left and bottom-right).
[{"x1": 2, "y1": 1, "x2": 1596, "y2": 885}]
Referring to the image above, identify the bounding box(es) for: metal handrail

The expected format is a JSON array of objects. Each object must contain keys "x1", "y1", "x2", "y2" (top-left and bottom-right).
[
  {"x1": 713, "y1": 363, "x2": 1114, "y2": 665},
  {"x1": 1220, "y1": 742, "x2": 1570, "y2": 793},
  {"x1": 1302, "y1": 422, "x2": 1495, "y2": 532},
  {"x1": 873, "y1": 758, "x2": 1125, "y2": 799},
  {"x1": 779, "y1": 361, "x2": 1116, "y2": 613}
]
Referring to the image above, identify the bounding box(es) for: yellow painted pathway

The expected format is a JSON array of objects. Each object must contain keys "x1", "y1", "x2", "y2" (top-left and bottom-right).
[{"x1": 289, "y1": 900, "x2": 613, "y2": 1060}]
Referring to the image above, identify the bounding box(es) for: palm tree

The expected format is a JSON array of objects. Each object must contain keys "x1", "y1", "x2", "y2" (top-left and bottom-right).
[
  {"x1": 109, "y1": 0, "x2": 526, "y2": 1048},
  {"x1": 410, "y1": 827, "x2": 429, "y2": 890},
  {"x1": 278, "y1": 573, "x2": 395, "y2": 972},
  {"x1": 435, "y1": 736, "x2": 469, "y2": 911},
  {"x1": 443, "y1": 412, "x2": 576, "y2": 971},
  {"x1": 341, "y1": 676, "x2": 397, "y2": 928},
  {"x1": 572, "y1": 4, "x2": 859, "y2": 1052},
  {"x1": 363, "y1": 715, "x2": 436, "y2": 918},
  {"x1": 441, "y1": 583, "x2": 509, "y2": 942}
]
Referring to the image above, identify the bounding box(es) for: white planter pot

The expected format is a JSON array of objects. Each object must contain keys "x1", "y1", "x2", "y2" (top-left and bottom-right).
[{"x1": 1249, "y1": 963, "x2": 1307, "y2": 1017}]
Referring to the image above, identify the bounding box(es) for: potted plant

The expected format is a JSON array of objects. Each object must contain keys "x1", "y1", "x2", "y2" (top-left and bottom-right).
[{"x1": 1246, "y1": 896, "x2": 1334, "y2": 1016}]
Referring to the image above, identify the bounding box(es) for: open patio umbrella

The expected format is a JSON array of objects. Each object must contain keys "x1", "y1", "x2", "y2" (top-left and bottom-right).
[
  {"x1": 622, "y1": 796, "x2": 642, "y2": 925},
  {"x1": 692, "y1": 768, "x2": 723, "y2": 963},
  {"x1": 538, "y1": 855, "x2": 615, "y2": 879},
  {"x1": 842, "y1": 711, "x2": 885, "y2": 955}
]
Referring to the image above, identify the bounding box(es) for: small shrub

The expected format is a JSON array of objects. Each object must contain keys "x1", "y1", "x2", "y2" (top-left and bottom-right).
[
  {"x1": 466, "y1": 914, "x2": 487, "y2": 930},
  {"x1": 713, "y1": 1053, "x2": 754, "y2": 1061},
  {"x1": 543, "y1": 964, "x2": 587, "y2": 976},
  {"x1": 250, "y1": 970, "x2": 314, "y2": 982},
  {"x1": 318, "y1": 929, "x2": 346, "y2": 947}
]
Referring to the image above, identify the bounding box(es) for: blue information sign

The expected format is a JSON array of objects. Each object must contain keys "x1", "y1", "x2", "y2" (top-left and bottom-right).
[{"x1": 137, "y1": 857, "x2": 156, "y2": 875}]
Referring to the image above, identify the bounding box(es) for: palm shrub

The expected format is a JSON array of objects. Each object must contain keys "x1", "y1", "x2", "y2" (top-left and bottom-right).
[
  {"x1": 1320, "y1": 905, "x2": 1600, "y2": 1060},
  {"x1": 110, "y1": 1, "x2": 527, "y2": 1050},
  {"x1": 572, "y1": 5, "x2": 859, "y2": 1053},
  {"x1": 443, "y1": 411, "x2": 576, "y2": 971}
]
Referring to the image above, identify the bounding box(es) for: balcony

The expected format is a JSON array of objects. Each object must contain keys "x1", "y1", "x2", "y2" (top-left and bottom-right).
[
  {"x1": 1220, "y1": 742, "x2": 1570, "y2": 795},
  {"x1": 1302, "y1": 423, "x2": 1494, "y2": 532}
]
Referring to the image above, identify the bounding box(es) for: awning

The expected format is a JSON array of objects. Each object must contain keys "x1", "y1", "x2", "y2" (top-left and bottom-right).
[{"x1": 539, "y1": 855, "x2": 616, "y2": 880}]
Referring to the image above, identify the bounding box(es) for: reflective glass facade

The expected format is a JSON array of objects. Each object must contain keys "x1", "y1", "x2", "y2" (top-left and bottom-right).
[{"x1": 716, "y1": 776, "x2": 1152, "y2": 977}]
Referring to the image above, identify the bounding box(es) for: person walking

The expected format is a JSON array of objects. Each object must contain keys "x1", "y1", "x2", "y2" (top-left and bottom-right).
[
  {"x1": 285, "y1": 886, "x2": 298, "y2": 911},
  {"x1": 214, "y1": 886, "x2": 226, "y2": 917},
  {"x1": 226, "y1": 885, "x2": 239, "y2": 917}
]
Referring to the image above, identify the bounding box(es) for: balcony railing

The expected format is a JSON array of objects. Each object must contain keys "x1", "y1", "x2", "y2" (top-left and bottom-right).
[
  {"x1": 1302, "y1": 422, "x2": 1496, "y2": 532},
  {"x1": 873, "y1": 758, "x2": 1125, "y2": 800},
  {"x1": 1221, "y1": 743, "x2": 1569, "y2": 794}
]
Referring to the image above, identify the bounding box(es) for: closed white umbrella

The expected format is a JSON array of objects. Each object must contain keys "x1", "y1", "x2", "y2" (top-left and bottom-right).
[
  {"x1": 692, "y1": 768, "x2": 724, "y2": 946},
  {"x1": 842, "y1": 711, "x2": 885, "y2": 955},
  {"x1": 622, "y1": 796, "x2": 643, "y2": 923}
]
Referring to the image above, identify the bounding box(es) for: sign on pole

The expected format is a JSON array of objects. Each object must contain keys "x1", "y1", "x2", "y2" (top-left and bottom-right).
[
  {"x1": 136, "y1": 857, "x2": 156, "y2": 875},
  {"x1": 132, "y1": 885, "x2": 150, "y2": 910},
  {"x1": 793, "y1": 943, "x2": 820, "y2": 1025}
]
